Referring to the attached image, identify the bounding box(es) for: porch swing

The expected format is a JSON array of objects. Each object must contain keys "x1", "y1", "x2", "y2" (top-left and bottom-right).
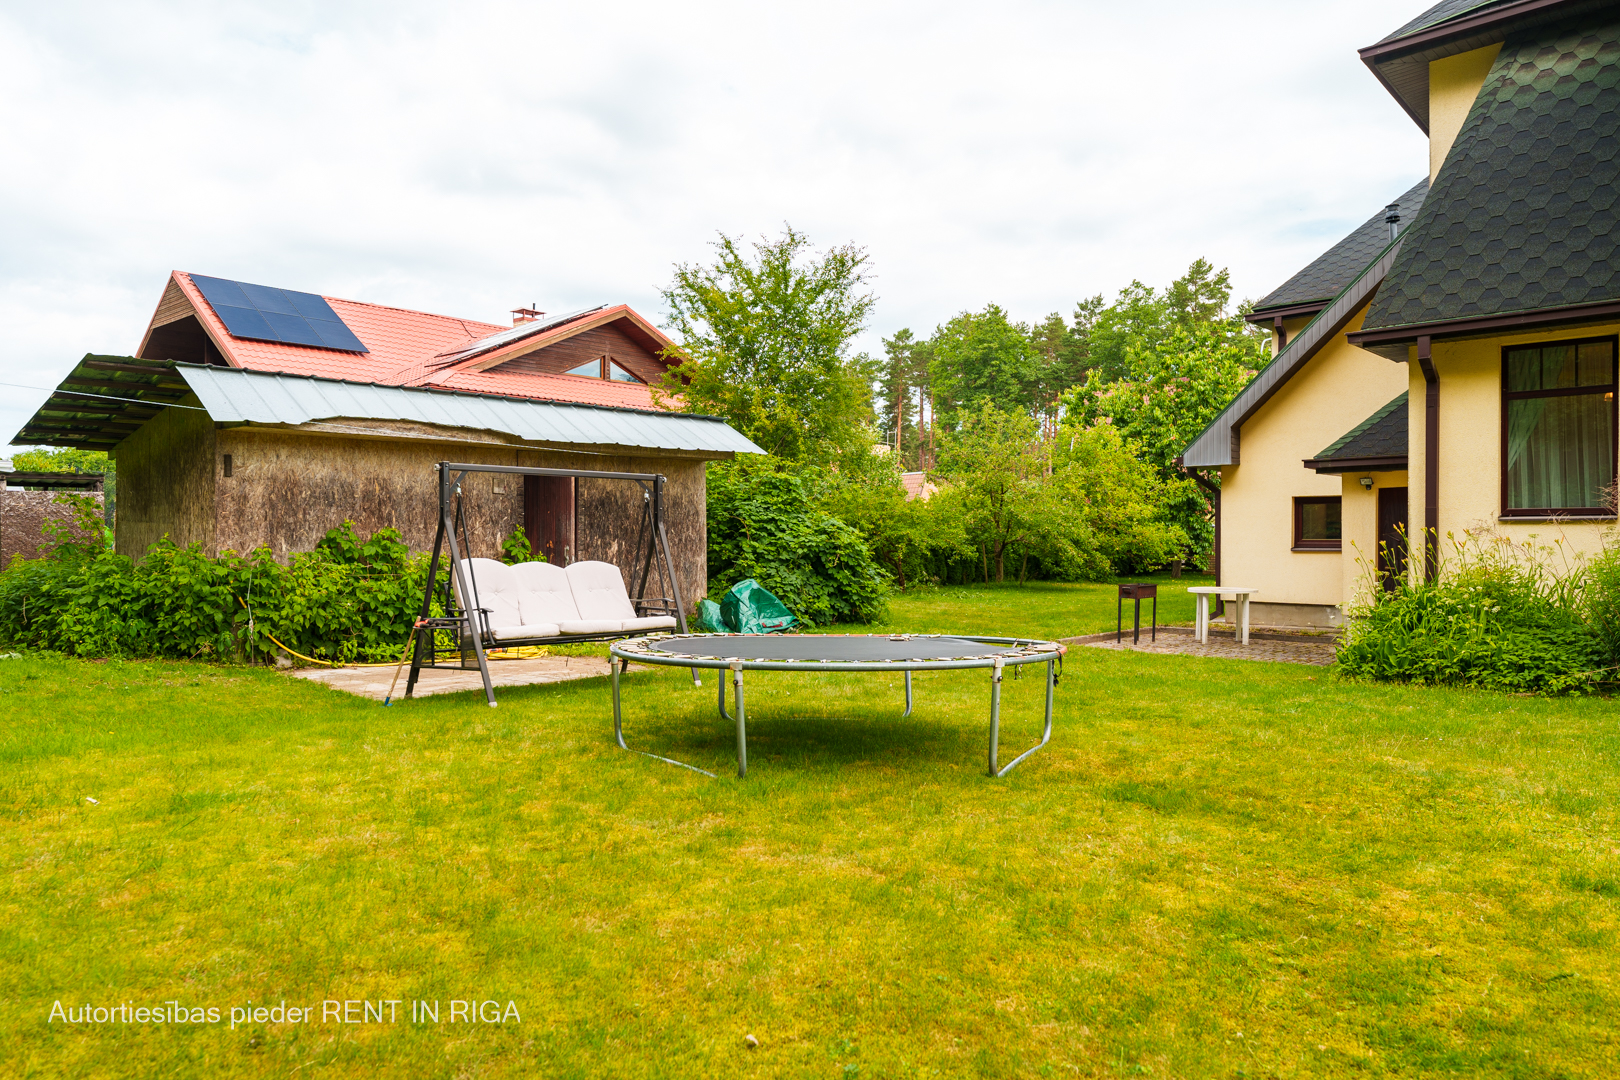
[{"x1": 404, "y1": 461, "x2": 696, "y2": 706}]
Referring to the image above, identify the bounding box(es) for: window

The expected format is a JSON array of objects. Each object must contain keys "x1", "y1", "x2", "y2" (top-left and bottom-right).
[
  {"x1": 1501, "y1": 337, "x2": 1617, "y2": 517},
  {"x1": 1293, "y1": 496, "x2": 1342, "y2": 550},
  {"x1": 563, "y1": 356, "x2": 645, "y2": 383}
]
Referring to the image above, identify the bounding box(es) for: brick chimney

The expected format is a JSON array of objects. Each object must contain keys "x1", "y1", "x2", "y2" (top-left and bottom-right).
[{"x1": 511, "y1": 306, "x2": 544, "y2": 326}]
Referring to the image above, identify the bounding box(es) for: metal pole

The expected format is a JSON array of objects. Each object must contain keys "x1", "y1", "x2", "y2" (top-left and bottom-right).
[
  {"x1": 444, "y1": 516, "x2": 496, "y2": 707},
  {"x1": 717, "y1": 669, "x2": 733, "y2": 721},
  {"x1": 902, "y1": 670, "x2": 913, "y2": 718},
  {"x1": 987, "y1": 656, "x2": 1004, "y2": 776},
  {"x1": 732, "y1": 663, "x2": 747, "y2": 778},
  {"x1": 613, "y1": 657, "x2": 624, "y2": 748}
]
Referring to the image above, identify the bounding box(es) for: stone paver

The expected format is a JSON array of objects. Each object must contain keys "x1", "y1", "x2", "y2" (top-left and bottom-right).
[
  {"x1": 288, "y1": 655, "x2": 623, "y2": 701},
  {"x1": 1083, "y1": 630, "x2": 1335, "y2": 666}
]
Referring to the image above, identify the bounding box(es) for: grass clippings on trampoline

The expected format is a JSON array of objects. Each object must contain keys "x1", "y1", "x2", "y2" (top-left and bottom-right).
[{"x1": 3, "y1": 633, "x2": 1618, "y2": 1077}]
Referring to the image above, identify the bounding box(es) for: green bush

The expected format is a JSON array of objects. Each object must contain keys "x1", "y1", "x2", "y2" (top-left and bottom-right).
[
  {"x1": 0, "y1": 517, "x2": 443, "y2": 664},
  {"x1": 1336, "y1": 533, "x2": 1602, "y2": 695},
  {"x1": 706, "y1": 461, "x2": 888, "y2": 626}
]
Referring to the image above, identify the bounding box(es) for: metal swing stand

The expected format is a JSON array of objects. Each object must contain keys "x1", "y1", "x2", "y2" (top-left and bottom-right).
[{"x1": 404, "y1": 461, "x2": 696, "y2": 707}]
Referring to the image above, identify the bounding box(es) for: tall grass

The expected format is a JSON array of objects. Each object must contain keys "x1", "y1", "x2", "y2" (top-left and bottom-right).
[{"x1": 1336, "y1": 526, "x2": 1607, "y2": 694}]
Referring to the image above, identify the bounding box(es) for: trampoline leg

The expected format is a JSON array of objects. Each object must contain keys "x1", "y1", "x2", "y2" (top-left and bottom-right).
[
  {"x1": 733, "y1": 664, "x2": 747, "y2": 779},
  {"x1": 611, "y1": 653, "x2": 717, "y2": 778},
  {"x1": 988, "y1": 658, "x2": 1056, "y2": 778},
  {"x1": 902, "y1": 670, "x2": 913, "y2": 718},
  {"x1": 718, "y1": 671, "x2": 733, "y2": 722},
  {"x1": 987, "y1": 657, "x2": 1004, "y2": 776}
]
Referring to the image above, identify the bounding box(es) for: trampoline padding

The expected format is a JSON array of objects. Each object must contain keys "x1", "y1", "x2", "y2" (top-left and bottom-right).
[{"x1": 641, "y1": 634, "x2": 1030, "y2": 662}]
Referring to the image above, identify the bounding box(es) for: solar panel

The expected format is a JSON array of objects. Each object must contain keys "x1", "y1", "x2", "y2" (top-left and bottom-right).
[{"x1": 189, "y1": 274, "x2": 369, "y2": 353}]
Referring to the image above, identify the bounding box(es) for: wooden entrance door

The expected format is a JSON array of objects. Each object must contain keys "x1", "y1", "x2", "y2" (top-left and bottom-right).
[
  {"x1": 1376, "y1": 486, "x2": 1408, "y2": 591},
  {"x1": 524, "y1": 476, "x2": 575, "y2": 564}
]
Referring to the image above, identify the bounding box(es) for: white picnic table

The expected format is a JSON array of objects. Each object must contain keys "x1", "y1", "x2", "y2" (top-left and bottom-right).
[{"x1": 1186, "y1": 587, "x2": 1258, "y2": 645}]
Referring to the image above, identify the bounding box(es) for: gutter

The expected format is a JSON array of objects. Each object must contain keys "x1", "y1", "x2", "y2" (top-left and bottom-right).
[
  {"x1": 1417, "y1": 336, "x2": 1439, "y2": 583},
  {"x1": 1348, "y1": 298, "x2": 1620, "y2": 352}
]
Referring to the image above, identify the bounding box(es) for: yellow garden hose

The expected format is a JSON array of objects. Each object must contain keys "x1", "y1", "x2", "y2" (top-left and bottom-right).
[{"x1": 234, "y1": 596, "x2": 555, "y2": 669}]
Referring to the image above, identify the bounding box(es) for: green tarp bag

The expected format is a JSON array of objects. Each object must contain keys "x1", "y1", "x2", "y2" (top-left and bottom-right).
[
  {"x1": 717, "y1": 579, "x2": 798, "y2": 635},
  {"x1": 697, "y1": 598, "x2": 728, "y2": 634}
]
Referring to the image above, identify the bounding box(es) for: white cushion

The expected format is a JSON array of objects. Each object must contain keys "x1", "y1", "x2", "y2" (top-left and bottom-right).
[
  {"x1": 492, "y1": 622, "x2": 560, "y2": 641},
  {"x1": 621, "y1": 616, "x2": 677, "y2": 632},
  {"x1": 557, "y1": 619, "x2": 625, "y2": 635},
  {"x1": 509, "y1": 561, "x2": 581, "y2": 624},
  {"x1": 455, "y1": 558, "x2": 523, "y2": 633},
  {"x1": 565, "y1": 561, "x2": 639, "y2": 622}
]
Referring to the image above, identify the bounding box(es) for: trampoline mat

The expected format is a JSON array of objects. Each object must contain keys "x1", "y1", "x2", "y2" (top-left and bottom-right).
[{"x1": 641, "y1": 634, "x2": 1047, "y2": 662}]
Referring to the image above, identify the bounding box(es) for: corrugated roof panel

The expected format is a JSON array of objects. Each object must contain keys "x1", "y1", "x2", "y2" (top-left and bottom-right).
[{"x1": 172, "y1": 363, "x2": 764, "y2": 456}]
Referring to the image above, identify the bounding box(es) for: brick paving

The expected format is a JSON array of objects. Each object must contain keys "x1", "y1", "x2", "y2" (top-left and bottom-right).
[{"x1": 1079, "y1": 628, "x2": 1336, "y2": 666}]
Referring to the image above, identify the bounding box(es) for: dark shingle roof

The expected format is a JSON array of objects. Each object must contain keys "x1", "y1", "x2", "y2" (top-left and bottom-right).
[
  {"x1": 1378, "y1": 0, "x2": 1513, "y2": 46},
  {"x1": 1308, "y1": 393, "x2": 1409, "y2": 469},
  {"x1": 1361, "y1": 17, "x2": 1620, "y2": 333},
  {"x1": 1253, "y1": 181, "x2": 1428, "y2": 315}
]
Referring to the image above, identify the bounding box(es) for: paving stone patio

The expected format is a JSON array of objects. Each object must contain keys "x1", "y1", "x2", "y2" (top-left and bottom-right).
[
  {"x1": 1077, "y1": 627, "x2": 1337, "y2": 666},
  {"x1": 288, "y1": 654, "x2": 630, "y2": 701}
]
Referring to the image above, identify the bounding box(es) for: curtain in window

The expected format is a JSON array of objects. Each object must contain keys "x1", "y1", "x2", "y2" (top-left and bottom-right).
[{"x1": 1506, "y1": 393, "x2": 1613, "y2": 509}]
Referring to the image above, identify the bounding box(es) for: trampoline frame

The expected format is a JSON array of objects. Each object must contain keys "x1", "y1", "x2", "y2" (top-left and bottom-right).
[{"x1": 609, "y1": 634, "x2": 1065, "y2": 779}]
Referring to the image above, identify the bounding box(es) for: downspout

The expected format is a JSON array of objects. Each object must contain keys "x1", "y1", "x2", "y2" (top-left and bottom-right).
[{"x1": 1416, "y1": 334, "x2": 1438, "y2": 582}]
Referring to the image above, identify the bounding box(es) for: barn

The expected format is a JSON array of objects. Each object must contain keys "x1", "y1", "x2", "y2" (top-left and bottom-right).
[{"x1": 13, "y1": 272, "x2": 763, "y2": 604}]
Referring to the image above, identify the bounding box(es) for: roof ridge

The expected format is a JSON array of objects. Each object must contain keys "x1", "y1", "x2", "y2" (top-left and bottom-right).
[
  {"x1": 167, "y1": 360, "x2": 713, "y2": 422},
  {"x1": 176, "y1": 272, "x2": 507, "y2": 332}
]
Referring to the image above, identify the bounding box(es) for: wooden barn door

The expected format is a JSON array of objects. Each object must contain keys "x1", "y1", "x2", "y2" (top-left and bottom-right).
[
  {"x1": 1376, "y1": 487, "x2": 1408, "y2": 591},
  {"x1": 524, "y1": 476, "x2": 575, "y2": 565}
]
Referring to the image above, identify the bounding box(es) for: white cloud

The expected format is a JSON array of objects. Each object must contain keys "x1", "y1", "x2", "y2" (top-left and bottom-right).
[{"x1": 1, "y1": 0, "x2": 1429, "y2": 442}]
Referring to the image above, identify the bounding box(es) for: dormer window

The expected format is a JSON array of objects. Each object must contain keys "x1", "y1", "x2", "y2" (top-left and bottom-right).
[{"x1": 564, "y1": 356, "x2": 644, "y2": 383}]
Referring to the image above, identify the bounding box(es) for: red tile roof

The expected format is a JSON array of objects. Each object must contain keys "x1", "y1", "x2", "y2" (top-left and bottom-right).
[{"x1": 162, "y1": 272, "x2": 677, "y2": 412}]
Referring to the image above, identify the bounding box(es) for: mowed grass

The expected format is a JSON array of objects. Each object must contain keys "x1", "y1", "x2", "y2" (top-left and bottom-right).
[
  {"x1": 826, "y1": 572, "x2": 1217, "y2": 640},
  {"x1": 2, "y1": 586, "x2": 1619, "y2": 1077}
]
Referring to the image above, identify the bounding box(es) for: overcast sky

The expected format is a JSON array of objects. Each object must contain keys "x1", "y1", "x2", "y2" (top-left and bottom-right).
[{"x1": 0, "y1": 0, "x2": 1432, "y2": 448}]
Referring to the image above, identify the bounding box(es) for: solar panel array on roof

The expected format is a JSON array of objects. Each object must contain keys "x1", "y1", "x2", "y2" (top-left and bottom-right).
[{"x1": 190, "y1": 274, "x2": 369, "y2": 353}]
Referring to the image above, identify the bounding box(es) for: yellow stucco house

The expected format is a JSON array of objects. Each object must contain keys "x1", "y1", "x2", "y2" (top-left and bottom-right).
[{"x1": 1182, "y1": 0, "x2": 1620, "y2": 629}]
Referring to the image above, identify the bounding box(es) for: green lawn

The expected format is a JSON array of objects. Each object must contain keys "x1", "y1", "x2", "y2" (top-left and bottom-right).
[
  {"x1": 826, "y1": 573, "x2": 1217, "y2": 640},
  {"x1": 4, "y1": 584, "x2": 1618, "y2": 1077}
]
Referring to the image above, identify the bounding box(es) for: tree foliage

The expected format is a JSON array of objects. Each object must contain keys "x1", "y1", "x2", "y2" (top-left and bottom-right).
[
  {"x1": 660, "y1": 226, "x2": 877, "y2": 462},
  {"x1": 705, "y1": 461, "x2": 889, "y2": 626}
]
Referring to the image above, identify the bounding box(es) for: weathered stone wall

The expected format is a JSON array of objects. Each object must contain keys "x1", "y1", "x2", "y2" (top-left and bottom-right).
[
  {"x1": 162, "y1": 422, "x2": 714, "y2": 612},
  {"x1": 112, "y1": 399, "x2": 217, "y2": 559},
  {"x1": 1, "y1": 489, "x2": 105, "y2": 565}
]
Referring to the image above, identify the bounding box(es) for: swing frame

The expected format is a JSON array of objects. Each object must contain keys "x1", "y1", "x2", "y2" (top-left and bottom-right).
[{"x1": 404, "y1": 461, "x2": 693, "y2": 706}]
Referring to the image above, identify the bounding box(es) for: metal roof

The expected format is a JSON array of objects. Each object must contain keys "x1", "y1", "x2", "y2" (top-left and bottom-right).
[
  {"x1": 1181, "y1": 234, "x2": 1407, "y2": 469},
  {"x1": 177, "y1": 364, "x2": 764, "y2": 455},
  {"x1": 12, "y1": 356, "x2": 764, "y2": 458}
]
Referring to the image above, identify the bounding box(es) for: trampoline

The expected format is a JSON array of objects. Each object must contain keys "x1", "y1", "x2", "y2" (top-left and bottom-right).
[{"x1": 609, "y1": 634, "x2": 1065, "y2": 779}]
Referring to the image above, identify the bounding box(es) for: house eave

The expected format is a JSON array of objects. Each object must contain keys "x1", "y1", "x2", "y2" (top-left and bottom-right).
[
  {"x1": 1303, "y1": 455, "x2": 1409, "y2": 474},
  {"x1": 1348, "y1": 299, "x2": 1620, "y2": 357}
]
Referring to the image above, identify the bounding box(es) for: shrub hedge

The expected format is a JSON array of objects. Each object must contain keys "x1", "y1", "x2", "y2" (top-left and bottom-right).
[
  {"x1": 1336, "y1": 532, "x2": 1610, "y2": 695},
  {"x1": 0, "y1": 510, "x2": 442, "y2": 664}
]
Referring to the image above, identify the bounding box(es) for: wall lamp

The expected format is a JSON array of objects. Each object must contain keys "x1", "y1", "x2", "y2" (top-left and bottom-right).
[{"x1": 1359, "y1": 476, "x2": 1374, "y2": 490}]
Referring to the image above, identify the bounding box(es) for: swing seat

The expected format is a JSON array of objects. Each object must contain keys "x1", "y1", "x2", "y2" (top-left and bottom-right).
[{"x1": 456, "y1": 558, "x2": 678, "y2": 646}]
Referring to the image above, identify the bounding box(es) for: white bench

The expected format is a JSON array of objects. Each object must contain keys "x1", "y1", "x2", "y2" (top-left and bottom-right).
[{"x1": 456, "y1": 558, "x2": 678, "y2": 644}]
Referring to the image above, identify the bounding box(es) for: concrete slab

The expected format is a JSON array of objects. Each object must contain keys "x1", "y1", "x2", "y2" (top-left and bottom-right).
[{"x1": 287, "y1": 655, "x2": 622, "y2": 701}]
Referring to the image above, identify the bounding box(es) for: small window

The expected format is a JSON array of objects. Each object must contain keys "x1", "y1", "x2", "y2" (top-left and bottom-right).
[
  {"x1": 562, "y1": 356, "x2": 645, "y2": 383},
  {"x1": 1294, "y1": 496, "x2": 1342, "y2": 550},
  {"x1": 1502, "y1": 337, "x2": 1617, "y2": 516}
]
